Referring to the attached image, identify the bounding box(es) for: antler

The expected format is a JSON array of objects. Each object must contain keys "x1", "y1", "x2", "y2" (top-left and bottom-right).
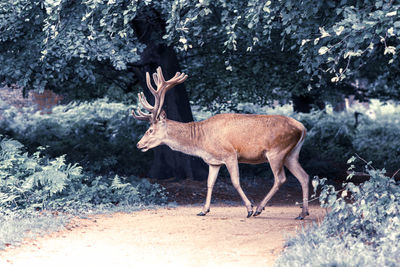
[{"x1": 132, "y1": 67, "x2": 188, "y2": 122}]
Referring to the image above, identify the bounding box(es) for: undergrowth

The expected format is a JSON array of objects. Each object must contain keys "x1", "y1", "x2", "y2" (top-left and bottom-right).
[
  {"x1": 1, "y1": 98, "x2": 399, "y2": 179},
  {"x1": 297, "y1": 111, "x2": 400, "y2": 177},
  {"x1": 0, "y1": 136, "x2": 167, "y2": 216},
  {"x1": 275, "y1": 158, "x2": 400, "y2": 267},
  {"x1": 0, "y1": 98, "x2": 151, "y2": 175}
]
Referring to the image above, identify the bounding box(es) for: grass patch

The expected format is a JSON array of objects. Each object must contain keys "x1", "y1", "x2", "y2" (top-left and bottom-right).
[{"x1": 0, "y1": 212, "x2": 69, "y2": 250}]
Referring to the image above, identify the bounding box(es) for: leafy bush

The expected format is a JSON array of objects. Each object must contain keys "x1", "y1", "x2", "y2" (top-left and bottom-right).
[
  {"x1": 275, "y1": 159, "x2": 400, "y2": 266},
  {"x1": 0, "y1": 136, "x2": 167, "y2": 216},
  {"x1": 353, "y1": 120, "x2": 400, "y2": 170},
  {"x1": 292, "y1": 110, "x2": 399, "y2": 178},
  {"x1": 299, "y1": 112, "x2": 354, "y2": 167},
  {"x1": 0, "y1": 98, "x2": 152, "y2": 175},
  {"x1": 0, "y1": 137, "x2": 83, "y2": 214}
]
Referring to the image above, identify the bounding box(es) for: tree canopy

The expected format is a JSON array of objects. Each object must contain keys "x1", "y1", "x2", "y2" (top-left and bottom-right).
[{"x1": 1, "y1": 0, "x2": 399, "y2": 108}]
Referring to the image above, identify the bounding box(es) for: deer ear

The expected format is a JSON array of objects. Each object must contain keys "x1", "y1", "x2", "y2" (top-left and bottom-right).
[{"x1": 159, "y1": 110, "x2": 167, "y2": 121}]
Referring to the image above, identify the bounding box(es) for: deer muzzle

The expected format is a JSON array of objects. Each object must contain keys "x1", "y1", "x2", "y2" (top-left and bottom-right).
[{"x1": 136, "y1": 142, "x2": 149, "y2": 152}]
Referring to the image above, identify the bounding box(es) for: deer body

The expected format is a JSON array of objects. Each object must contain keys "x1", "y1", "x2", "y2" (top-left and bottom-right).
[
  {"x1": 159, "y1": 114, "x2": 303, "y2": 165},
  {"x1": 133, "y1": 67, "x2": 310, "y2": 219}
]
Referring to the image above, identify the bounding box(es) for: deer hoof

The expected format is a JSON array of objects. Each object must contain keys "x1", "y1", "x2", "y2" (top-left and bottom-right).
[
  {"x1": 253, "y1": 211, "x2": 262, "y2": 217},
  {"x1": 246, "y1": 211, "x2": 254, "y2": 218},
  {"x1": 295, "y1": 212, "x2": 309, "y2": 220},
  {"x1": 197, "y1": 209, "x2": 210, "y2": 216}
]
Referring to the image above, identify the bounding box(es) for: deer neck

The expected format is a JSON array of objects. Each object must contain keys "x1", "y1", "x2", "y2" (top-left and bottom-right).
[{"x1": 164, "y1": 119, "x2": 204, "y2": 156}]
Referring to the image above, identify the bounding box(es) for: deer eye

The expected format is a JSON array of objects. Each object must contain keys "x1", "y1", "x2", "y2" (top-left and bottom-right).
[{"x1": 149, "y1": 129, "x2": 154, "y2": 134}]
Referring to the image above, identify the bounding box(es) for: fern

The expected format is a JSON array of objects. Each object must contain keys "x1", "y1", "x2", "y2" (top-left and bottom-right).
[
  {"x1": 111, "y1": 175, "x2": 129, "y2": 190},
  {"x1": 0, "y1": 136, "x2": 167, "y2": 216}
]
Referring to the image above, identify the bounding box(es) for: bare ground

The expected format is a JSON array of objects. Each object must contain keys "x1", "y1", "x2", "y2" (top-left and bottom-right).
[{"x1": 0, "y1": 204, "x2": 325, "y2": 267}]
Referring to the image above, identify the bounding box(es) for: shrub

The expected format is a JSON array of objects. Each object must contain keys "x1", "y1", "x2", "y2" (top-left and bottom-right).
[
  {"x1": 292, "y1": 110, "x2": 400, "y2": 178},
  {"x1": 275, "y1": 159, "x2": 400, "y2": 266},
  {"x1": 0, "y1": 212, "x2": 69, "y2": 250},
  {"x1": 0, "y1": 98, "x2": 152, "y2": 175},
  {"x1": 0, "y1": 136, "x2": 83, "y2": 214},
  {"x1": 296, "y1": 111, "x2": 355, "y2": 177},
  {"x1": 1, "y1": 98, "x2": 399, "y2": 179},
  {"x1": 0, "y1": 136, "x2": 167, "y2": 216},
  {"x1": 353, "y1": 119, "x2": 400, "y2": 170}
]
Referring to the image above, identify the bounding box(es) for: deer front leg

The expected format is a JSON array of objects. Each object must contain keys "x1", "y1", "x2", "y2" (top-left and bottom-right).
[
  {"x1": 197, "y1": 165, "x2": 221, "y2": 216},
  {"x1": 225, "y1": 160, "x2": 253, "y2": 218}
]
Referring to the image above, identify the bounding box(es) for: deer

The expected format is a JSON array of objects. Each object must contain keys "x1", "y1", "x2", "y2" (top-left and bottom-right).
[{"x1": 132, "y1": 67, "x2": 310, "y2": 220}]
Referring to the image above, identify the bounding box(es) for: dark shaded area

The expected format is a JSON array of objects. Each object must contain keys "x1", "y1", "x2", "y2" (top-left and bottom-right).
[
  {"x1": 153, "y1": 174, "x2": 303, "y2": 206},
  {"x1": 292, "y1": 94, "x2": 325, "y2": 113}
]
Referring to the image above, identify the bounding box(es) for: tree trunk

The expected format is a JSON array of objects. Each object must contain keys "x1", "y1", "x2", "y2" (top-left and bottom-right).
[
  {"x1": 129, "y1": 15, "x2": 207, "y2": 181},
  {"x1": 292, "y1": 94, "x2": 325, "y2": 113}
]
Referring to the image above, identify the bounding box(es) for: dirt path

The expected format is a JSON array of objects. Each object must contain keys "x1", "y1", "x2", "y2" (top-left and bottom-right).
[{"x1": 0, "y1": 205, "x2": 325, "y2": 267}]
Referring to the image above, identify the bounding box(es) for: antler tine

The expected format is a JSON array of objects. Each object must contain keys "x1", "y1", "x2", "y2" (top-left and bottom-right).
[
  {"x1": 156, "y1": 67, "x2": 166, "y2": 85},
  {"x1": 153, "y1": 67, "x2": 188, "y2": 118},
  {"x1": 132, "y1": 107, "x2": 152, "y2": 121},
  {"x1": 131, "y1": 92, "x2": 154, "y2": 121},
  {"x1": 174, "y1": 73, "x2": 188, "y2": 84},
  {"x1": 138, "y1": 92, "x2": 154, "y2": 111},
  {"x1": 165, "y1": 72, "x2": 187, "y2": 87},
  {"x1": 146, "y1": 72, "x2": 157, "y2": 95},
  {"x1": 152, "y1": 73, "x2": 160, "y2": 87}
]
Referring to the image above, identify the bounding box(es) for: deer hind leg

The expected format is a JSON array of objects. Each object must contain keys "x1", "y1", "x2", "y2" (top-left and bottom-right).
[
  {"x1": 254, "y1": 151, "x2": 287, "y2": 217},
  {"x1": 225, "y1": 160, "x2": 253, "y2": 218},
  {"x1": 284, "y1": 154, "x2": 310, "y2": 220},
  {"x1": 197, "y1": 165, "x2": 221, "y2": 216}
]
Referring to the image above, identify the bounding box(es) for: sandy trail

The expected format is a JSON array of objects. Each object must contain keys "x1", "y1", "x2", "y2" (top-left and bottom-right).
[{"x1": 0, "y1": 205, "x2": 325, "y2": 267}]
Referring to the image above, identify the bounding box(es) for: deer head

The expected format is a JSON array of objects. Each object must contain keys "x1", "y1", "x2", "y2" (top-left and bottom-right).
[{"x1": 132, "y1": 67, "x2": 187, "y2": 152}]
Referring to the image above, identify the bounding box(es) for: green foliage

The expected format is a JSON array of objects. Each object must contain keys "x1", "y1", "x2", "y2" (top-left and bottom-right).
[
  {"x1": 299, "y1": 111, "x2": 355, "y2": 161},
  {"x1": 0, "y1": 136, "x2": 167, "y2": 216},
  {"x1": 1, "y1": 1, "x2": 399, "y2": 111},
  {"x1": 0, "y1": 98, "x2": 151, "y2": 175},
  {"x1": 296, "y1": 2, "x2": 400, "y2": 99},
  {"x1": 0, "y1": 136, "x2": 83, "y2": 213},
  {"x1": 275, "y1": 161, "x2": 400, "y2": 266},
  {"x1": 293, "y1": 109, "x2": 400, "y2": 177},
  {"x1": 166, "y1": 0, "x2": 400, "y2": 103},
  {"x1": 353, "y1": 120, "x2": 400, "y2": 169}
]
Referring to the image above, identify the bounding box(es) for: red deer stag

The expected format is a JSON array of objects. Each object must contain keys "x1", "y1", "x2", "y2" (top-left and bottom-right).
[{"x1": 132, "y1": 67, "x2": 310, "y2": 219}]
